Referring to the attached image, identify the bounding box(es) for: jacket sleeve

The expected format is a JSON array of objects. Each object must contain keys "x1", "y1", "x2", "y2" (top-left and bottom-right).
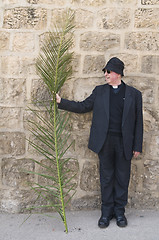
[
  {"x1": 133, "y1": 90, "x2": 143, "y2": 153},
  {"x1": 58, "y1": 87, "x2": 97, "y2": 113}
]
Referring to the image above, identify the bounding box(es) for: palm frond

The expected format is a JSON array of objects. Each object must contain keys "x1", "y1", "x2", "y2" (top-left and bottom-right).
[{"x1": 26, "y1": 10, "x2": 78, "y2": 233}]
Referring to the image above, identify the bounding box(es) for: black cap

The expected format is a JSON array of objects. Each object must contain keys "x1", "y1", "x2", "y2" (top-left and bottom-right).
[{"x1": 102, "y1": 57, "x2": 124, "y2": 76}]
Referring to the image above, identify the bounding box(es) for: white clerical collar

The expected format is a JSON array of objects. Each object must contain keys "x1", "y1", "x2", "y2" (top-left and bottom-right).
[{"x1": 112, "y1": 85, "x2": 118, "y2": 89}]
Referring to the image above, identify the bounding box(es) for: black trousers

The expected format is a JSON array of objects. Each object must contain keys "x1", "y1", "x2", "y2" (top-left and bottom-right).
[{"x1": 98, "y1": 133, "x2": 131, "y2": 217}]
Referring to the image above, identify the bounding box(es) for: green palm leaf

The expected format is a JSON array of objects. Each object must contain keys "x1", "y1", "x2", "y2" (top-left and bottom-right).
[{"x1": 26, "y1": 10, "x2": 78, "y2": 233}]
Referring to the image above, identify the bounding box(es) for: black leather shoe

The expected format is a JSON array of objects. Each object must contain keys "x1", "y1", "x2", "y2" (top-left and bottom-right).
[
  {"x1": 98, "y1": 215, "x2": 113, "y2": 228},
  {"x1": 116, "y1": 215, "x2": 128, "y2": 227}
]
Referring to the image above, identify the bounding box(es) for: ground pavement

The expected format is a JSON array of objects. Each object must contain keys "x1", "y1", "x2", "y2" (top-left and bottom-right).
[{"x1": 0, "y1": 208, "x2": 158, "y2": 240}]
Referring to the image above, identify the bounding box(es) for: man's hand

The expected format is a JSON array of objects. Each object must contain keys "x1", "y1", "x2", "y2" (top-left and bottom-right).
[
  {"x1": 56, "y1": 93, "x2": 61, "y2": 104},
  {"x1": 133, "y1": 151, "x2": 140, "y2": 158}
]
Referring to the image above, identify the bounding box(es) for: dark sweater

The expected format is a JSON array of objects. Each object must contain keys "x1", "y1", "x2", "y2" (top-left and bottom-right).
[{"x1": 108, "y1": 83, "x2": 126, "y2": 134}]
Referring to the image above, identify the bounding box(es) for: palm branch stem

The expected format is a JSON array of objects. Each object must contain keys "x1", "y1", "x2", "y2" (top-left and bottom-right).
[{"x1": 53, "y1": 100, "x2": 68, "y2": 233}]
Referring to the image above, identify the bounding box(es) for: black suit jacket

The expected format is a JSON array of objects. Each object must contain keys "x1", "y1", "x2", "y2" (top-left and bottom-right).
[{"x1": 58, "y1": 82, "x2": 143, "y2": 160}]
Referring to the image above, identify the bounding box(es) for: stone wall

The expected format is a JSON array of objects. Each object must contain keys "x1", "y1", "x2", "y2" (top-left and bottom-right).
[{"x1": 0, "y1": 0, "x2": 159, "y2": 213}]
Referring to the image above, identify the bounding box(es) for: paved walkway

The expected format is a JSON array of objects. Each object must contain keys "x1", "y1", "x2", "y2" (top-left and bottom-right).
[{"x1": 0, "y1": 209, "x2": 158, "y2": 240}]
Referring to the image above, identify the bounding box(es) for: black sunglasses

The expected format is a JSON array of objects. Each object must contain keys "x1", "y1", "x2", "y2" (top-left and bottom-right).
[{"x1": 104, "y1": 69, "x2": 111, "y2": 74}]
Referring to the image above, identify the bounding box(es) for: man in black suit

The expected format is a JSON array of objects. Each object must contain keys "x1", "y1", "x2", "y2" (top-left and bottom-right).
[{"x1": 56, "y1": 57, "x2": 143, "y2": 228}]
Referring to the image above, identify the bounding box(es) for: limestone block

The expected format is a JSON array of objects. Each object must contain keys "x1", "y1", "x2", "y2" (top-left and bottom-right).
[
  {"x1": 0, "y1": 78, "x2": 26, "y2": 105},
  {"x1": 135, "y1": 8, "x2": 159, "y2": 29},
  {"x1": 72, "y1": 77, "x2": 104, "y2": 101},
  {"x1": 80, "y1": 32, "x2": 120, "y2": 52},
  {"x1": 71, "y1": 194, "x2": 100, "y2": 210},
  {"x1": 70, "y1": 113, "x2": 92, "y2": 131},
  {"x1": 125, "y1": 32, "x2": 159, "y2": 51},
  {"x1": 129, "y1": 163, "x2": 138, "y2": 193},
  {"x1": 83, "y1": 55, "x2": 105, "y2": 74},
  {"x1": 129, "y1": 191, "x2": 159, "y2": 209},
  {"x1": 97, "y1": 8, "x2": 131, "y2": 29},
  {"x1": 73, "y1": 133, "x2": 89, "y2": 158},
  {"x1": 12, "y1": 33, "x2": 35, "y2": 52},
  {"x1": 80, "y1": 160, "x2": 100, "y2": 192},
  {"x1": 1, "y1": 55, "x2": 36, "y2": 76},
  {"x1": 143, "y1": 109, "x2": 158, "y2": 133},
  {"x1": 3, "y1": 8, "x2": 47, "y2": 29},
  {"x1": 0, "y1": 107, "x2": 22, "y2": 129},
  {"x1": 0, "y1": 132, "x2": 25, "y2": 156},
  {"x1": 0, "y1": 31, "x2": 10, "y2": 50},
  {"x1": 144, "y1": 160, "x2": 159, "y2": 191},
  {"x1": 31, "y1": 79, "x2": 51, "y2": 104},
  {"x1": 71, "y1": 0, "x2": 106, "y2": 6},
  {"x1": 125, "y1": 76, "x2": 155, "y2": 105},
  {"x1": 51, "y1": 9, "x2": 73, "y2": 27},
  {"x1": 148, "y1": 136, "x2": 159, "y2": 158},
  {"x1": 141, "y1": 0, "x2": 159, "y2": 4},
  {"x1": 0, "y1": 189, "x2": 37, "y2": 213},
  {"x1": 21, "y1": 57, "x2": 36, "y2": 76},
  {"x1": 141, "y1": 55, "x2": 159, "y2": 74},
  {"x1": 74, "y1": 9, "x2": 94, "y2": 29},
  {"x1": 23, "y1": 108, "x2": 45, "y2": 131},
  {"x1": 1, "y1": 56, "x2": 21, "y2": 75},
  {"x1": 1, "y1": 158, "x2": 35, "y2": 187}
]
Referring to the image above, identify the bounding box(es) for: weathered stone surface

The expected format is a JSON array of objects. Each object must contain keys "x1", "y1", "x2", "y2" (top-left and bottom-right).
[
  {"x1": 71, "y1": 0, "x2": 106, "y2": 6},
  {"x1": 72, "y1": 77, "x2": 104, "y2": 101},
  {"x1": 0, "y1": 31, "x2": 10, "y2": 50},
  {"x1": 125, "y1": 76, "x2": 155, "y2": 105},
  {"x1": 3, "y1": 8, "x2": 47, "y2": 29},
  {"x1": 21, "y1": 57, "x2": 36, "y2": 76},
  {"x1": 1, "y1": 56, "x2": 21, "y2": 75},
  {"x1": 0, "y1": 78, "x2": 26, "y2": 105},
  {"x1": 125, "y1": 32, "x2": 159, "y2": 51},
  {"x1": 144, "y1": 160, "x2": 159, "y2": 191},
  {"x1": 0, "y1": 0, "x2": 159, "y2": 213},
  {"x1": 143, "y1": 109, "x2": 159, "y2": 133},
  {"x1": 12, "y1": 33, "x2": 35, "y2": 52},
  {"x1": 1, "y1": 158, "x2": 35, "y2": 187},
  {"x1": 74, "y1": 9, "x2": 94, "y2": 29},
  {"x1": 141, "y1": 55, "x2": 159, "y2": 74},
  {"x1": 141, "y1": 0, "x2": 159, "y2": 4},
  {"x1": 71, "y1": 112, "x2": 92, "y2": 131},
  {"x1": 80, "y1": 160, "x2": 100, "y2": 192},
  {"x1": 0, "y1": 189, "x2": 37, "y2": 213},
  {"x1": 1, "y1": 55, "x2": 36, "y2": 77},
  {"x1": 31, "y1": 79, "x2": 51, "y2": 103},
  {"x1": 71, "y1": 195, "x2": 100, "y2": 210},
  {"x1": 50, "y1": 9, "x2": 74, "y2": 27},
  {"x1": 80, "y1": 32, "x2": 120, "y2": 52},
  {"x1": 135, "y1": 8, "x2": 159, "y2": 29},
  {"x1": 97, "y1": 8, "x2": 131, "y2": 29},
  {"x1": 148, "y1": 136, "x2": 159, "y2": 158},
  {"x1": 83, "y1": 55, "x2": 105, "y2": 74},
  {"x1": 0, "y1": 132, "x2": 25, "y2": 156},
  {"x1": 0, "y1": 107, "x2": 22, "y2": 129}
]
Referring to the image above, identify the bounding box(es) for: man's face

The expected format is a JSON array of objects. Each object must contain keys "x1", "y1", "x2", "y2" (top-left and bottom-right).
[{"x1": 104, "y1": 70, "x2": 121, "y2": 85}]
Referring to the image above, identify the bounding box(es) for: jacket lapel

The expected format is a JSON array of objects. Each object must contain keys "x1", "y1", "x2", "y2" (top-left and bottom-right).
[{"x1": 122, "y1": 85, "x2": 132, "y2": 127}]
